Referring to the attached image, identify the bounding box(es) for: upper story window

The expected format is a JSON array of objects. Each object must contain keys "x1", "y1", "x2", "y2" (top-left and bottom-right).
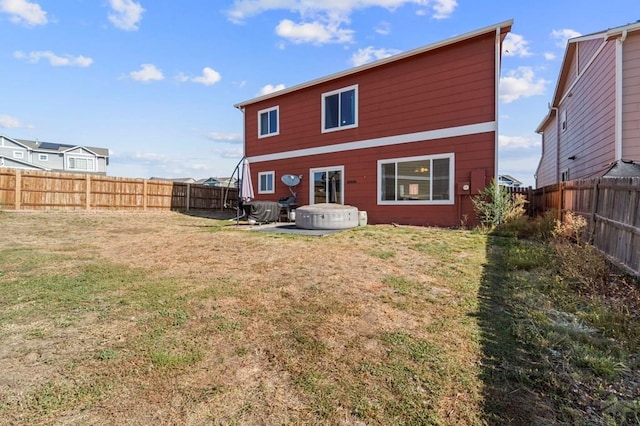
[
  {"x1": 258, "y1": 171, "x2": 275, "y2": 194},
  {"x1": 258, "y1": 106, "x2": 279, "y2": 138},
  {"x1": 13, "y1": 151, "x2": 24, "y2": 159},
  {"x1": 68, "y1": 156, "x2": 95, "y2": 171},
  {"x1": 38, "y1": 154, "x2": 48, "y2": 161},
  {"x1": 378, "y1": 153, "x2": 454, "y2": 205},
  {"x1": 322, "y1": 85, "x2": 358, "y2": 133},
  {"x1": 561, "y1": 110, "x2": 567, "y2": 132}
]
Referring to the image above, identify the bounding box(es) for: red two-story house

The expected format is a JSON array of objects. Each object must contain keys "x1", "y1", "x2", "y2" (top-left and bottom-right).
[{"x1": 235, "y1": 20, "x2": 513, "y2": 226}]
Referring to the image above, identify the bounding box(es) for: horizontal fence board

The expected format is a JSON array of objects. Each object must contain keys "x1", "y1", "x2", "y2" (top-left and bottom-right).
[{"x1": 0, "y1": 167, "x2": 238, "y2": 213}]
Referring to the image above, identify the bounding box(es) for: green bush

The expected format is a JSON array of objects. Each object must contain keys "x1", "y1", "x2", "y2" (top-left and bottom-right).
[{"x1": 472, "y1": 180, "x2": 527, "y2": 228}]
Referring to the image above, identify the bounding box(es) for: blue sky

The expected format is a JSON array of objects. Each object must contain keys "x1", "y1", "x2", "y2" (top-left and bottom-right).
[{"x1": 1, "y1": 0, "x2": 636, "y2": 186}]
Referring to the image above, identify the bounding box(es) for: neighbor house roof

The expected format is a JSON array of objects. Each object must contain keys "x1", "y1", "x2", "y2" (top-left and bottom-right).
[
  {"x1": 234, "y1": 19, "x2": 513, "y2": 109},
  {"x1": 15, "y1": 138, "x2": 110, "y2": 157},
  {"x1": 603, "y1": 159, "x2": 640, "y2": 177}
]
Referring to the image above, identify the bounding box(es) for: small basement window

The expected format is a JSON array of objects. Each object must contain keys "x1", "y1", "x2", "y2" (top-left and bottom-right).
[{"x1": 258, "y1": 171, "x2": 275, "y2": 194}]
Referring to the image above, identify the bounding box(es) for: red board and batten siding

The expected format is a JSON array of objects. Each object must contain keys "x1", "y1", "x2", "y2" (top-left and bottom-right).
[
  {"x1": 239, "y1": 23, "x2": 511, "y2": 226},
  {"x1": 623, "y1": 32, "x2": 640, "y2": 160}
]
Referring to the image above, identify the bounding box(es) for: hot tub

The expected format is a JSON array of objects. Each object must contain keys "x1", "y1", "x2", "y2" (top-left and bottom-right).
[{"x1": 295, "y1": 203, "x2": 359, "y2": 230}]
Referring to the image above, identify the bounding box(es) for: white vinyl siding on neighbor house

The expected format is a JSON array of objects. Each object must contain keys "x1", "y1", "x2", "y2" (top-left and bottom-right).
[
  {"x1": 67, "y1": 155, "x2": 95, "y2": 171},
  {"x1": 258, "y1": 106, "x2": 279, "y2": 138},
  {"x1": 258, "y1": 171, "x2": 275, "y2": 194},
  {"x1": 13, "y1": 151, "x2": 24, "y2": 159},
  {"x1": 322, "y1": 85, "x2": 358, "y2": 133},
  {"x1": 378, "y1": 153, "x2": 455, "y2": 205}
]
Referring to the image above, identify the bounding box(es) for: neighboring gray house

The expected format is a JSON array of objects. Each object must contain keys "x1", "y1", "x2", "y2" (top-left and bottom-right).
[
  {"x1": 498, "y1": 174, "x2": 523, "y2": 187},
  {"x1": 0, "y1": 134, "x2": 109, "y2": 175},
  {"x1": 535, "y1": 21, "x2": 640, "y2": 187},
  {"x1": 196, "y1": 177, "x2": 238, "y2": 187}
]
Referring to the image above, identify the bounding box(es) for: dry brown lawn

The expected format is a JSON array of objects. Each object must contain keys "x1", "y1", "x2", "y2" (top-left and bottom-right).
[{"x1": 0, "y1": 210, "x2": 490, "y2": 425}]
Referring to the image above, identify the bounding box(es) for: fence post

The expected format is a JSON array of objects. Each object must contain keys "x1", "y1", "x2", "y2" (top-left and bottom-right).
[
  {"x1": 86, "y1": 174, "x2": 91, "y2": 210},
  {"x1": 186, "y1": 183, "x2": 191, "y2": 211},
  {"x1": 588, "y1": 179, "x2": 600, "y2": 242},
  {"x1": 143, "y1": 180, "x2": 148, "y2": 211},
  {"x1": 15, "y1": 169, "x2": 21, "y2": 210}
]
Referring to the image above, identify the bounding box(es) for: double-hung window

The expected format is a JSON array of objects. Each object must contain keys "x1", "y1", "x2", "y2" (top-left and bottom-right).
[
  {"x1": 322, "y1": 85, "x2": 358, "y2": 132},
  {"x1": 258, "y1": 106, "x2": 279, "y2": 138},
  {"x1": 378, "y1": 153, "x2": 454, "y2": 205},
  {"x1": 68, "y1": 156, "x2": 95, "y2": 171},
  {"x1": 258, "y1": 171, "x2": 275, "y2": 194}
]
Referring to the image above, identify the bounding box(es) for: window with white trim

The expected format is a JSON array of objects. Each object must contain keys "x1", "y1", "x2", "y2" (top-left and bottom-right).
[
  {"x1": 68, "y1": 156, "x2": 95, "y2": 171},
  {"x1": 378, "y1": 153, "x2": 454, "y2": 204},
  {"x1": 322, "y1": 85, "x2": 358, "y2": 132},
  {"x1": 561, "y1": 110, "x2": 567, "y2": 132},
  {"x1": 258, "y1": 171, "x2": 275, "y2": 194},
  {"x1": 258, "y1": 106, "x2": 279, "y2": 138},
  {"x1": 38, "y1": 154, "x2": 48, "y2": 161},
  {"x1": 13, "y1": 151, "x2": 24, "y2": 159}
]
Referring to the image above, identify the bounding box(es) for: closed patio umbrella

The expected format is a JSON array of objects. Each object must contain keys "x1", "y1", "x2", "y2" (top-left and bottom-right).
[{"x1": 240, "y1": 158, "x2": 254, "y2": 203}]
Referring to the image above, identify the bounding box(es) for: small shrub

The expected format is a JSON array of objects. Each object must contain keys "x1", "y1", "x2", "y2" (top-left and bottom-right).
[
  {"x1": 472, "y1": 180, "x2": 527, "y2": 228},
  {"x1": 552, "y1": 211, "x2": 588, "y2": 245}
]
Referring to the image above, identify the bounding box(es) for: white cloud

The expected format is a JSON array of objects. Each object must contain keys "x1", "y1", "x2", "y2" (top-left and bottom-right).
[
  {"x1": 499, "y1": 134, "x2": 541, "y2": 150},
  {"x1": 0, "y1": 0, "x2": 47, "y2": 26},
  {"x1": 214, "y1": 146, "x2": 244, "y2": 160},
  {"x1": 13, "y1": 50, "x2": 93, "y2": 67},
  {"x1": 206, "y1": 132, "x2": 242, "y2": 144},
  {"x1": 129, "y1": 64, "x2": 164, "y2": 82},
  {"x1": 258, "y1": 84, "x2": 286, "y2": 96},
  {"x1": 0, "y1": 114, "x2": 27, "y2": 128},
  {"x1": 176, "y1": 68, "x2": 223, "y2": 86},
  {"x1": 502, "y1": 33, "x2": 532, "y2": 57},
  {"x1": 375, "y1": 21, "x2": 391, "y2": 35},
  {"x1": 226, "y1": 1, "x2": 458, "y2": 44},
  {"x1": 499, "y1": 66, "x2": 548, "y2": 104},
  {"x1": 276, "y1": 19, "x2": 354, "y2": 45},
  {"x1": 108, "y1": 0, "x2": 144, "y2": 31},
  {"x1": 192, "y1": 67, "x2": 222, "y2": 86},
  {"x1": 431, "y1": 0, "x2": 456, "y2": 19},
  {"x1": 350, "y1": 46, "x2": 400, "y2": 67},
  {"x1": 543, "y1": 51, "x2": 556, "y2": 61},
  {"x1": 551, "y1": 28, "x2": 581, "y2": 48}
]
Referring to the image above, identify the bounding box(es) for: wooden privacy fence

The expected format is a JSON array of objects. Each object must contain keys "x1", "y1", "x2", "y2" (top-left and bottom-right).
[
  {"x1": 508, "y1": 178, "x2": 639, "y2": 277},
  {"x1": 0, "y1": 168, "x2": 238, "y2": 211}
]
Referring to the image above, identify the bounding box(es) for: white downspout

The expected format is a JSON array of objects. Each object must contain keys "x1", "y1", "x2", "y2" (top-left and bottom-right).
[
  {"x1": 550, "y1": 106, "x2": 559, "y2": 182},
  {"x1": 615, "y1": 30, "x2": 627, "y2": 161},
  {"x1": 495, "y1": 26, "x2": 501, "y2": 192}
]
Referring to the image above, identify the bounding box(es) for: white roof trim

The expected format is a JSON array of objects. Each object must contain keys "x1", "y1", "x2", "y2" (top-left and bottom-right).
[
  {"x1": 235, "y1": 19, "x2": 513, "y2": 108},
  {"x1": 61, "y1": 145, "x2": 100, "y2": 156}
]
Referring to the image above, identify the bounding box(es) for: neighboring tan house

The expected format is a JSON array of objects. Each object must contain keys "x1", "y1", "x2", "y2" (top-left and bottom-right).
[
  {"x1": 535, "y1": 21, "x2": 640, "y2": 187},
  {"x1": 0, "y1": 134, "x2": 109, "y2": 175},
  {"x1": 235, "y1": 20, "x2": 513, "y2": 226},
  {"x1": 498, "y1": 174, "x2": 523, "y2": 187}
]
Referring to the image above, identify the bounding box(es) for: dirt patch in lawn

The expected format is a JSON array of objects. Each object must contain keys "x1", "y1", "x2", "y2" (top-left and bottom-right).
[{"x1": 0, "y1": 210, "x2": 492, "y2": 424}]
